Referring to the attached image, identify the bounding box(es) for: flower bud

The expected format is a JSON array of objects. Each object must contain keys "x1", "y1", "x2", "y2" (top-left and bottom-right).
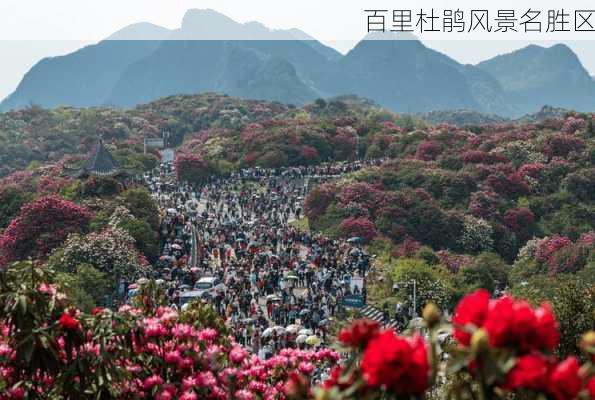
[
  {"x1": 422, "y1": 303, "x2": 441, "y2": 328},
  {"x1": 471, "y1": 328, "x2": 490, "y2": 354},
  {"x1": 580, "y1": 330, "x2": 595, "y2": 353},
  {"x1": 314, "y1": 388, "x2": 332, "y2": 400}
]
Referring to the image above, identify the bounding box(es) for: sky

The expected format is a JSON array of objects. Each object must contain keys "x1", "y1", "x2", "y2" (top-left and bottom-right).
[{"x1": 1, "y1": 0, "x2": 595, "y2": 99}]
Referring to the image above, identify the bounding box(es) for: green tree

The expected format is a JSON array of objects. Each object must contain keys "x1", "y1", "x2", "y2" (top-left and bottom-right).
[
  {"x1": 0, "y1": 186, "x2": 27, "y2": 230},
  {"x1": 55, "y1": 263, "x2": 116, "y2": 311},
  {"x1": 510, "y1": 263, "x2": 595, "y2": 358},
  {"x1": 455, "y1": 252, "x2": 509, "y2": 295},
  {"x1": 118, "y1": 217, "x2": 160, "y2": 262},
  {"x1": 119, "y1": 187, "x2": 160, "y2": 229},
  {"x1": 391, "y1": 258, "x2": 456, "y2": 312}
]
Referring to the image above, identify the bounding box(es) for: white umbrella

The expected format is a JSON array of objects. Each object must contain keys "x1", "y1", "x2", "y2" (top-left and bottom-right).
[
  {"x1": 286, "y1": 324, "x2": 301, "y2": 334},
  {"x1": 262, "y1": 327, "x2": 275, "y2": 337},
  {"x1": 298, "y1": 329, "x2": 313, "y2": 336},
  {"x1": 273, "y1": 326, "x2": 286, "y2": 334},
  {"x1": 407, "y1": 317, "x2": 424, "y2": 329},
  {"x1": 296, "y1": 334, "x2": 308, "y2": 344}
]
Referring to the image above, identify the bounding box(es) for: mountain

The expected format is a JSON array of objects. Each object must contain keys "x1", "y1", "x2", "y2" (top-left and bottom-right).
[
  {"x1": 2, "y1": 9, "x2": 595, "y2": 117},
  {"x1": 0, "y1": 40, "x2": 164, "y2": 110},
  {"x1": 102, "y1": 9, "x2": 335, "y2": 107},
  {"x1": 321, "y1": 37, "x2": 477, "y2": 113},
  {"x1": 107, "y1": 22, "x2": 172, "y2": 40},
  {"x1": 517, "y1": 105, "x2": 571, "y2": 124},
  {"x1": 477, "y1": 44, "x2": 595, "y2": 117}
]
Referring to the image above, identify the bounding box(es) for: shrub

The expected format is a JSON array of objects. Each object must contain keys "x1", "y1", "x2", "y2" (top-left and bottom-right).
[
  {"x1": 0, "y1": 186, "x2": 27, "y2": 230},
  {"x1": 391, "y1": 258, "x2": 456, "y2": 312},
  {"x1": 174, "y1": 153, "x2": 213, "y2": 184},
  {"x1": 60, "y1": 226, "x2": 147, "y2": 282},
  {"x1": 0, "y1": 196, "x2": 93, "y2": 266},
  {"x1": 304, "y1": 183, "x2": 336, "y2": 220},
  {"x1": 339, "y1": 217, "x2": 378, "y2": 244},
  {"x1": 458, "y1": 215, "x2": 494, "y2": 254},
  {"x1": 119, "y1": 187, "x2": 160, "y2": 229}
]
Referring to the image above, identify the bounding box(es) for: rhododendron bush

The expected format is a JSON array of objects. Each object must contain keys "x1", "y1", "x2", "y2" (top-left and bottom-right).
[
  {"x1": 174, "y1": 153, "x2": 215, "y2": 184},
  {"x1": 339, "y1": 217, "x2": 378, "y2": 244},
  {"x1": 0, "y1": 196, "x2": 93, "y2": 267},
  {"x1": 59, "y1": 226, "x2": 148, "y2": 282},
  {"x1": 514, "y1": 232, "x2": 594, "y2": 276}
]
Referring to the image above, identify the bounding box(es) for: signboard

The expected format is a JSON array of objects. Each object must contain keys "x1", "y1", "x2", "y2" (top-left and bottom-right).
[
  {"x1": 351, "y1": 276, "x2": 364, "y2": 293},
  {"x1": 342, "y1": 294, "x2": 365, "y2": 308},
  {"x1": 144, "y1": 137, "x2": 165, "y2": 153}
]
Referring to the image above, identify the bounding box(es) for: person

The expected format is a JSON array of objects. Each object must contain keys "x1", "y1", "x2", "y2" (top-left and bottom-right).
[{"x1": 382, "y1": 303, "x2": 390, "y2": 324}]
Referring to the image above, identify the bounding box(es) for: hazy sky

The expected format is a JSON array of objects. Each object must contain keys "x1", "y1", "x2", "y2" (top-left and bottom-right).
[{"x1": 1, "y1": 0, "x2": 594, "y2": 99}]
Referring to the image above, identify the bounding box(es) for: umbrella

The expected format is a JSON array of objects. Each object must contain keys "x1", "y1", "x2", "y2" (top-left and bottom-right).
[
  {"x1": 299, "y1": 309, "x2": 310, "y2": 316},
  {"x1": 167, "y1": 208, "x2": 177, "y2": 214},
  {"x1": 306, "y1": 335, "x2": 321, "y2": 346},
  {"x1": 262, "y1": 327, "x2": 275, "y2": 337},
  {"x1": 273, "y1": 326, "x2": 286, "y2": 334},
  {"x1": 407, "y1": 317, "x2": 424, "y2": 330},
  {"x1": 296, "y1": 334, "x2": 308, "y2": 344},
  {"x1": 349, "y1": 249, "x2": 362, "y2": 256},
  {"x1": 286, "y1": 324, "x2": 301, "y2": 334},
  {"x1": 298, "y1": 329, "x2": 313, "y2": 336},
  {"x1": 347, "y1": 237, "x2": 362, "y2": 244}
]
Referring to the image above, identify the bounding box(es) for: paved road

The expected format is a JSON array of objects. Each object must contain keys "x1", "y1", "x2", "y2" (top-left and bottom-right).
[{"x1": 159, "y1": 149, "x2": 175, "y2": 163}]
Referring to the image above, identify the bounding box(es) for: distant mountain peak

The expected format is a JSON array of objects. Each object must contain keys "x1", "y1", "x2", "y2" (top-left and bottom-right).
[
  {"x1": 181, "y1": 8, "x2": 236, "y2": 30},
  {"x1": 477, "y1": 43, "x2": 595, "y2": 116},
  {"x1": 361, "y1": 31, "x2": 420, "y2": 41},
  {"x1": 107, "y1": 22, "x2": 171, "y2": 40}
]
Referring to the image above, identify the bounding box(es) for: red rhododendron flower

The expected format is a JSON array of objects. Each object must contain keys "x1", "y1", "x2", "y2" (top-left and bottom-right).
[
  {"x1": 504, "y1": 353, "x2": 549, "y2": 391},
  {"x1": 484, "y1": 296, "x2": 559, "y2": 352},
  {"x1": 58, "y1": 313, "x2": 80, "y2": 331},
  {"x1": 533, "y1": 304, "x2": 560, "y2": 351},
  {"x1": 453, "y1": 289, "x2": 490, "y2": 346},
  {"x1": 90, "y1": 307, "x2": 105, "y2": 316},
  {"x1": 322, "y1": 366, "x2": 355, "y2": 391},
  {"x1": 361, "y1": 330, "x2": 429, "y2": 395},
  {"x1": 547, "y1": 357, "x2": 583, "y2": 400},
  {"x1": 338, "y1": 319, "x2": 381, "y2": 348},
  {"x1": 586, "y1": 377, "x2": 595, "y2": 399}
]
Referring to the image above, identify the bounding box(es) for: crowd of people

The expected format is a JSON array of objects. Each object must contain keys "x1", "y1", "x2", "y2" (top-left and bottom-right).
[{"x1": 141, "y1": 160, "x2": 383, "y2": 359}]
